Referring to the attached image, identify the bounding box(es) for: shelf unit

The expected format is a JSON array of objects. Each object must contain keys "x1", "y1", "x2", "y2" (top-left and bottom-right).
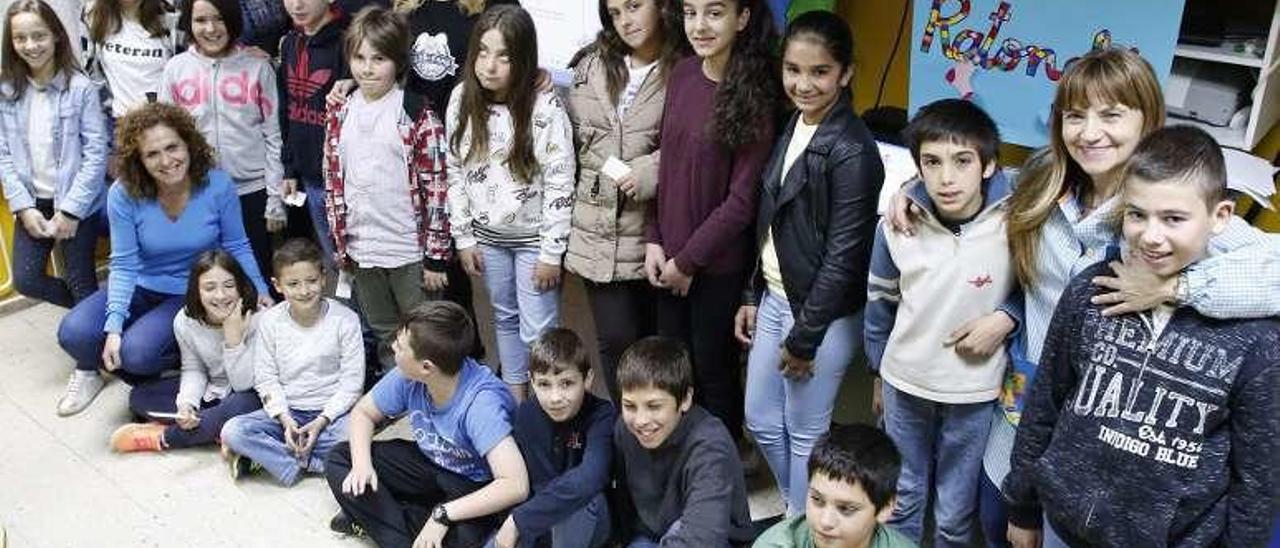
[{"x1": 1167, "y1": 1, "x2": 1280, "y2": 150}]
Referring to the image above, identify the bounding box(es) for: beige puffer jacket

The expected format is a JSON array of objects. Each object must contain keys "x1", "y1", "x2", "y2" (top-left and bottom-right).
[{"x1": 564, "y1": 50, "x2": 667, "y2": 283}]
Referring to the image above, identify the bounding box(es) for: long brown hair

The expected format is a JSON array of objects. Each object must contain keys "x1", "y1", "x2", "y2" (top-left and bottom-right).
[
  {"x1": 575, "y1": 0, "x2": 687, "y2": 106},
  {"x1": 449, "y1": 4, "x2": 540, "y2": 183},
  {"x1": 0, "y1": 0, "x2": 80, "y2": 100},
  {"x1": 1006, "y1": 48, "x2": 1165, "y2": 287},
  {"x1": 184, "y1": 249, "x2": 258, "y2": 325},
  {"x1": 87, "y1": 0, "x2": 172, "y2": 44}
]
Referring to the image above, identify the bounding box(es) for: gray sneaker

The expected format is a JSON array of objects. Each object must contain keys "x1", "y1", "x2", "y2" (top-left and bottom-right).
[{"x1": 57, "y1": 370, "x2": 105, "y2": 416}]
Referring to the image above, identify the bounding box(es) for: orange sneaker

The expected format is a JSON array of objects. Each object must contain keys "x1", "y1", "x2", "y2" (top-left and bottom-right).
[{"x1": 110, "y1": 423, "x2": 167, "y2": 453}]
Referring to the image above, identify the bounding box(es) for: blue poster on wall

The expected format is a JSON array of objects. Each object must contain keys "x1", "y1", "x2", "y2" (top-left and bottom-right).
[{"x1": 908, "y1": 0, "x2": 1186, "y2": 147}]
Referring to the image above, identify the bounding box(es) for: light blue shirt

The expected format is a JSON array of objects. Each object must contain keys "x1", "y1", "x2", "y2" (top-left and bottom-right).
[{"x1": 370, "y1": 359, "x2": 515, "y2": 482}]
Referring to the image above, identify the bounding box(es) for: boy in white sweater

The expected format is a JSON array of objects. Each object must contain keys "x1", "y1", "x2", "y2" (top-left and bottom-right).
[
  {"x1": 863, "y1": 99, "x2": 1019, "y2": 547},
  {"x1": 221, "y1": 239, "x2": 365, "y2": 485}
]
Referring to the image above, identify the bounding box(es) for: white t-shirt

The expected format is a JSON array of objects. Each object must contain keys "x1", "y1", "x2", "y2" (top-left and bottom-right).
[
  {"x1": 98, "y1": 17, "x2": 173, "y2": 115},
  {"x1": 340, "y1": 88, "x2": 420, "y2": 269},
  {"x1": 26, "y1": 83, "x2": 56, "y2": 199},
  {"x1": 618, "y1": 56, "x2": 656, "y2": 118},
  {"x1": 760, "y1": 116, "x2": 821, "y2": 299}
]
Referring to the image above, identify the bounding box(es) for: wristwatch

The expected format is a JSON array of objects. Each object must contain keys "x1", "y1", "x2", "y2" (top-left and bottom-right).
[
  {"x1": 1173, "y1": 271, "x2": 1190, "y2": 305},
  {"x1": 430, "y1": 504, "x2": 453, "y2": 527}
]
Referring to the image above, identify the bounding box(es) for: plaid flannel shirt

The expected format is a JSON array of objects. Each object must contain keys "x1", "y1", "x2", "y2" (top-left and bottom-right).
[{"x1": 322, "y1": 91, "x2": 452, "y2": 272}]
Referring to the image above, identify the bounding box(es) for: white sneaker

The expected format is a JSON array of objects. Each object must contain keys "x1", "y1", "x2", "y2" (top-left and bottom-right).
[{"x1": 57, "y1": 370, "x2": 105, "y2": 416}]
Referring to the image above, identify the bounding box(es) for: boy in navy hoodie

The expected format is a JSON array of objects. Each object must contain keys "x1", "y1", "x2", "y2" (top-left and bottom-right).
[
  {"x1": 1004, "y1": 126, "x2": 1278, "y2": 547},
  {"x1": 279, "y1": 0, "x2": 348, "y2": 270},
  {"x1": 492, "y1": 328, "x2": 615, "y2": 548}
]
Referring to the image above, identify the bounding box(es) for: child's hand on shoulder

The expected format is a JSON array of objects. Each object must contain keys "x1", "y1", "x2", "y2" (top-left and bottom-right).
[{"x1": 945, "y1": 311, "x2": 1014, "y2": 360}]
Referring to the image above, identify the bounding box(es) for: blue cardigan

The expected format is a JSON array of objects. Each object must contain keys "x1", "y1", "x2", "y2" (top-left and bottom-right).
[{"x1": 104, "y1": 170, "x2": 268, "y2": 333}]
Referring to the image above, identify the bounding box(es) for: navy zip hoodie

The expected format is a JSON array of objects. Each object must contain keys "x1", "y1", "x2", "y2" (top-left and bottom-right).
[
  {"x1": 510, "y1": 393, "x2": 615, "y2": 543},
  {"x1": 278, "y1": 9, "x2": 348, "y2": 186},
  {"x1": 1004, "y1": 260, "x2": 1278, "y2": 547}
]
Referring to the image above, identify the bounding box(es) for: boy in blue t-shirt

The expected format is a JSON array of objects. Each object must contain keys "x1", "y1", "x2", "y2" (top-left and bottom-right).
[
  {"x1": 491, "y1": 328, "x2": 615, "y2": 548},
  {"x1": 324, "y1": 301, "x2": 527, "y2": 547}
]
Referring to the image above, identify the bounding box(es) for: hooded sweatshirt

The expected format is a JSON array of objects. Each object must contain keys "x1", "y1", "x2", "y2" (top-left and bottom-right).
[
  {"x1": 614, "y1": 405, "x2": 755, "y2": 547},
  {"x1": 864, "y1": 170, "x2": 1017, "y2": 404},
  {"x1": 278, "y1": 9, "x2": 348, "y2": 186},
  {"x1": 1004, "y1": 260, "x2": 1278, "y2": 547},
  {"x1": 160, "y1": 46, "x2": 284, "y2": 220}
]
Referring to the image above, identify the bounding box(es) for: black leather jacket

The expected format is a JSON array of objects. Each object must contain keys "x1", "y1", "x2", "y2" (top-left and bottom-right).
[{"x1": 744, "y1": 98, "x2": 884, "y2": 360}]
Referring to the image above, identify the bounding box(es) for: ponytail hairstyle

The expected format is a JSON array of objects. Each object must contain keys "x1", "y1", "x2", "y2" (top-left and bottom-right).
[
  {"x1": 781, "y1": 10, "x2": 854, "y2": 84},
  {"x1": 0, "y1": 0, "x2": 80, "y2": 100},
  {"x1": 87, "y1": 0, "x2": 173, "y2": 43},
  {"x1": 706, "y1": 0, "x2": 782, "y2": 148},
  {"x1": 449, "y1": 4, "x2": 541, "y2": 183},
  {"x1": 1006, "y1": 48, "x2": 1164, "y2": 287},
  {"x1": 576, "y1": 0, "x2": 688, "y2": 106}
]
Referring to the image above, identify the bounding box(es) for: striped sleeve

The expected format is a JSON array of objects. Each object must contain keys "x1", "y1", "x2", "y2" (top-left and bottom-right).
[{"x1": 863, "y1": 221, "x2": 901, "y2": 372}]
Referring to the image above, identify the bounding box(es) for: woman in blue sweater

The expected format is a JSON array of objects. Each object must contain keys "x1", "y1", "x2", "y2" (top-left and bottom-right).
[{"x1": 56, "y1": 102, "x2": 271, "y2": 417}]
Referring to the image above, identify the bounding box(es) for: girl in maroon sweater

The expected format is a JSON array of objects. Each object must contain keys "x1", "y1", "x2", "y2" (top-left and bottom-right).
[{"x1": 643, "y1": 0, "x2": 781, "y2": 439}]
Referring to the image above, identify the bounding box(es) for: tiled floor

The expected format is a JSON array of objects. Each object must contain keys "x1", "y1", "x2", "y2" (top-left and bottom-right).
[{"x1": 0, "y1": 272, "x2": 887, "y2": 547}]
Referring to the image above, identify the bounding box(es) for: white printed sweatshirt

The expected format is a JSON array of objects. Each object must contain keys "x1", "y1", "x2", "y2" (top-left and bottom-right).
[
  {"x1": 445, "y1": 86, "x2": 576, "y2": 265},
  {"x1": 159, "y1": 47, "x2": 284, "y2": 220}
]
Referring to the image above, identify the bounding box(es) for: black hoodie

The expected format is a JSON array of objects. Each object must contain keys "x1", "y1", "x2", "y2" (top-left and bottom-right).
[
  {"x1": 278, "y1": 9, "x2": 348, "y2": 186},
  {"x1": 1004, "y1": 261, "x2": 1278, "y2": 547},
  {"x1": 613, "y1": 405, "x2": 755, "y2": 547}
]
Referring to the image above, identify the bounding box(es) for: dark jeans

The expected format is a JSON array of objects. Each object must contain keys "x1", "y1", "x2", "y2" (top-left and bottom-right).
[
  {"x1": 979, "y1": 470, "x2": 1011, "y2": 548},
  {"x1": 11, "y1": 199, "x2": 101, "y2": 308},
  {"x1": 584, "y1": 279, "x2": 656, "y2": 404},
  {"x1": 239, "y1": 189, "x2": 273, "y2": 290},
  {"x1": 126, "y1": 376, "x2": 262, "y2": 448},
  {"x1": 325, "y1": 439, "x2": 501, "y2": 548},
  {"x1": 655, "y1": 271, "x2": 746, "y2": 439},
  {"x1": 57, "y1": 286, "x2": 183, "y2": 383}
]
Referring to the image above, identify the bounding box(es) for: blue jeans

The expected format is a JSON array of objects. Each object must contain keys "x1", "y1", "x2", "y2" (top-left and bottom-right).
[
  {"x1": 484, "y1": 493, "x2": 610, "y2": 548},
  {"x1": 479, "y1": 245, "x2": 560, "y2": 385},
  {"x1": 744, "y1": 291, "x2": 861, "y2": 514},
  {"x1": 979, "y1": 468, "x2": 1011, "y2": 548},
  {"x1": 57, "y1": 286, "x2": 183, "y2": 382},
  {"x1": 125, "y1": 376, "x2": 262, "y2": 449},
  {"x1": 221, "y1": 408, "x2": 350, "y2": 486},
  {"x1": 303, "y1": 181, "x2": 336, "y2": 272},
  {"x1": 881, "y1": 382, "x2": 992, "y2": 548},
  {"x1": 11, "y1": 199, "x2": 102, "y2": 308}
]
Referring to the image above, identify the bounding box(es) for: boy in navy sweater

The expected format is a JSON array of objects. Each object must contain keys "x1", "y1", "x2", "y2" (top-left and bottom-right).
[
  {"x1": 493, "y1": 328, "x2": 615, "y2": 548},
  {"x1": 1004, "y1": 126, "x2": 1278, "y2": 547}
]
